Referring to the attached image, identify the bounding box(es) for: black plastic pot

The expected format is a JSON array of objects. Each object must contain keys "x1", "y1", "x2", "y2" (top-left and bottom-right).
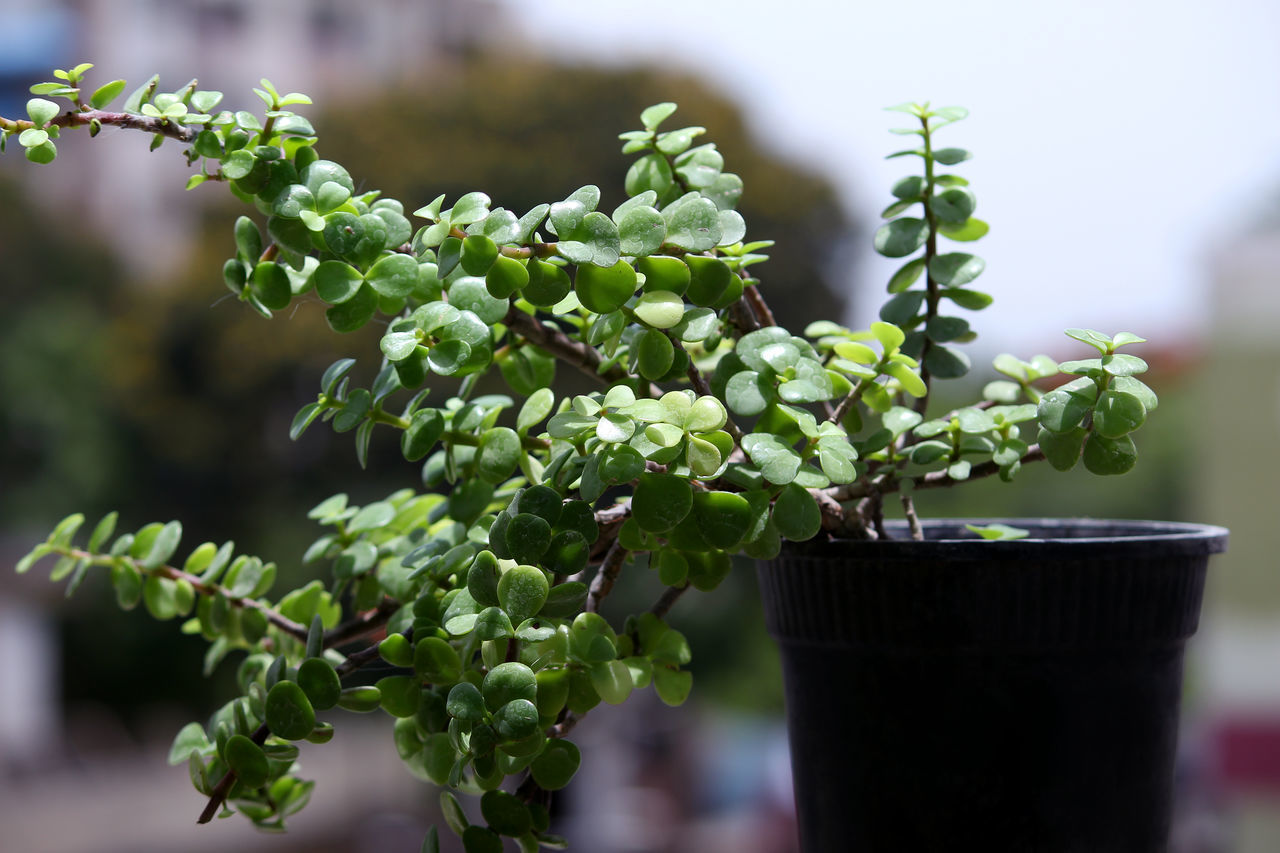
[{"x1": 756, "y1": 518, "x2": 1228, "y2": 853}]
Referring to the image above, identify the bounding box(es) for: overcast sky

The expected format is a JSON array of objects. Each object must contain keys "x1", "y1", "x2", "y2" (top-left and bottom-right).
[{"x1": 502, "y1": 0, "x2": 1280, "y2": 354}]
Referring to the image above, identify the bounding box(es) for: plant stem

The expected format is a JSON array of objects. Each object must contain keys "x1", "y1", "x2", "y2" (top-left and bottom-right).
[
  {"x1": 65, "y1": 548, "x2": 308, "y2": 640},
  {"x1": 586, "y1": 538, "x2": 629, "y2": 613},
  {"x1": 0, "y1": 108, "x2": 201, "y2": 143},
  {"x1": 504, "y1": 305, "x2": 658, "y2": 395},
  {"x1": 650, "y1": 584, "x2": 689, "y2": 618},
  {"x1": 913, "y1": 112, "x2": 940, "y2": 418}
]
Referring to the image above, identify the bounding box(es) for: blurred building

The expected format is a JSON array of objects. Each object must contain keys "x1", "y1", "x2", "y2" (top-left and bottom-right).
[
  {"x1": 1190, "y1": 225, "x2": 1280, "y2": 850},
  {"x1": 0, "y1": 0, "x2": 498, "y2": 278}
]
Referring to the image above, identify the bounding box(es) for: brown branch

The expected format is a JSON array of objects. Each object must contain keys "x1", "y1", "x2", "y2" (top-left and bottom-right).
[
  {"x1": 586, "y1": 538, "x2": 629, "y2": 613},
  {"x1": 901, "y1": 494, "x2": 924, "y2": 540},
  {"x1": 3, "y1": 108, "x2": 204, "y2": 143},
  {"x1": 829, "y1": 444, "x2": 1046, "y2": 501},
  {"x1": 743, "y1": 283, "x2": 776, "y2": 327},
  {"x1": 323, "y1": 597, "x2": 399, "y2": 649},
  {"x1": 504, "y1": 305, "x2": 657, "y2": 394},
  {"x1": 63, "y1": 548, "x2": 309, "y2": 641},
  {"x1": 650, "y1": 584, "x2": 689, "y2": 618}
]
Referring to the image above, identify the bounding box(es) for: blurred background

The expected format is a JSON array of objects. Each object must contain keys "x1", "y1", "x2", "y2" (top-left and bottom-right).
[{"x1": 0, "y1": 0, "x2": 1277, "y2": 850}]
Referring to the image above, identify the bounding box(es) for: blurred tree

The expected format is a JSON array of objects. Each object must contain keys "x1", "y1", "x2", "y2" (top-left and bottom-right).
[{"x1": 317, "y1": 57, "x2": 857, "y2": 333}]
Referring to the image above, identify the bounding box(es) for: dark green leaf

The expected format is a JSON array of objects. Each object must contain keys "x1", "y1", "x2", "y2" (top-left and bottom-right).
[{"x1": 873, "y1": 218, "x2": 929, "y2": 258}]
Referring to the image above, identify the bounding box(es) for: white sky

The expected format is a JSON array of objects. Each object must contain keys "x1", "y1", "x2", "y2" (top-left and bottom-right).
[{"x1": 501, "y1": 0, "x2": 1280, "y2": 353}]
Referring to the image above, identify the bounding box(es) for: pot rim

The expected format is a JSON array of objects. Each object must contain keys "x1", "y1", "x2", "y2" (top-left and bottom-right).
[{"x1": 782, "y1": 517, "x2": 1229, "y2": 560}]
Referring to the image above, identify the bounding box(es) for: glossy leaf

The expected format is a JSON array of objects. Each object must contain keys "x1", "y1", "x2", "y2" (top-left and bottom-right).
[
  {"x1": 265, "y1": 681, "x2": 316, "y2": 740},
  {"x1": 874, "y1": 218, "x2": 928, "y2": 258},
  {"x1": 631, "y1": 473, "x2": 694, "y2": 532}
]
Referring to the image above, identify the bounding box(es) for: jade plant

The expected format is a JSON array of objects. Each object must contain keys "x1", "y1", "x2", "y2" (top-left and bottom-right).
[{"x1": 6, "y1": 64, "x2": 1157, "y2": 850}]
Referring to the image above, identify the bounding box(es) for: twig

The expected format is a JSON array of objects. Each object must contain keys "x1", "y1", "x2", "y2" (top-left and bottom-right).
[
  {"x1": 650, "y1": 584, "x2": 689, "y2": 619},
  {"x1": 63, "y1": 549, "x2": 310, "y2": 641},
  {"x1": 586, "y1": 538, "x2": 629, "y2": 613},
  {"x1": 504, "y1": 305, "x2": 659, "y2": 395},
  {"x1": 323, "y1": 597, "x2": 399, "y2": 649},
  {"x1": 0, "y1": 108, "x2": 202, "y2": 143},
  {"x1": 901, "y1": 494, "x2": 924, "y2": 541},
  {"x1": 828, "y1": 444, "x2": 1046, "y2": 501},
  {"x1": 743, "y1": 283, "x2": 776, "y2": 327}
]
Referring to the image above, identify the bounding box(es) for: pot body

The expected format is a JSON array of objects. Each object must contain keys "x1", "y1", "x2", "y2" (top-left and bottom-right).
[{"x1": 757, "y1": 519, "x2": 1228, "y2": 853}]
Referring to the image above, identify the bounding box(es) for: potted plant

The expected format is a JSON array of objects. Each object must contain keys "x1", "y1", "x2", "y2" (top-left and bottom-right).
[{"x1": 5, "y1": 65, "x2": 1226, "y2": 852}]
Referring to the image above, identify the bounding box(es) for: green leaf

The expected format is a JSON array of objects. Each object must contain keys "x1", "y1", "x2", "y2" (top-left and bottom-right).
[
  {"x1": 224, "y1": 734, "x2": 270, "y2": 789},
  {"x1": 874, "y1": 218, "x2": 929, "y2": 258},
  {"x1": 931, "y1": 187, "x2": 976, "y2": 224},
  {"x1": 366, "y1": 254, "x2": 420, "y2": 299},
  {"x1": 26, "y1": 98, "x2": 59, "y2": 127},
  {"x1": 633, "y1": 290, "x2": 685, "y2": 329},
  {"x1": 15, "y1": 543, "x2": 54, "y2": 575},
  {"x1": 415, "y1": 637, "x2": 463, "y2": 684},
  {"x1": 1038, "y1": 378, "x2": 1098, "y2": 433},
  {"x1": 879, "y1": 290, "x2": 925, "y2": 326},
  {"x1": 929, "y1": 253, "x2": 985, "y2": 287},
  {"x1": 684, "y1": 256, "x2": 733, "y2": 307},
  {"x1": 167, "y1": 721, "x2": 209, "y2": 765},
  {"x1": 933, "y1": 147, "x2": 972, "y2": 165},
  {"x1": 636, "y1": 328, "x2": 675, "y2": 380},
  {"x1": 965, "y1": 523, "x2": 1029, "y2": 541},
  {"x1": 923, "y1": 344, "x2": 971, "y2": 379},
  {"x1": 1102, "y1": 353, "x2": 1149, "y2": 377},
  {"x1": 574, "y1": 260, "x2": 636, "y2": 314},
  {"x1": 141, "y1": 521, "x2": 182, "y2": 570},
  {"x1": 505, "y1": 513, "x2": 553, "y2": 566},
  {"x1": 1065, "y1": 328, "x2": 1113, "y2": 353},
  {"x1": 938, "y1": 217, "x2": 989, "y2": 242},
  {"x1": 348, "y1": 500, "x2": 395, "y2": 532},
  {"x1": 376, "y1": 675, "x2": 422, "y2": 717},
  {"x1": 631, "y1": 473, "x2": 694, "y2": 532},
  {"x1": 1037, "y1": 426, "x2": 1086, "y2": 471},
  {"x1": 637, "y1": 256, "x2": 690, "y2": 295},
  {"x1": 741, "y1": 434, "x2": 801, "y2": 485},
  {"x1": 589, "y1": 659, "x2": 633, "y2": 705},
  {"x1": 497, "y1": 564, "x2": 549, "y2": 624},
  {"x1": 1093, "y1": 390, "x2": 1146, "y2": 437},
  {"x1": 476, "y1": 427, "x2": 521, "y2": 484},
  {"x1": 451, "y1": 191, "x2": 491, "y2": 225},
  {"x1": 483, "y1": 662, "x2": 538, "y2": 711},
  {"x1": 625, "y1": 153, "x2": 675, "y2": 200},
  {"x1": 942, "y1": 288, "x2": 993, "y2": 310},
  {"x1": 887, "y1": 257, "x2": 925, "y2": 293},
  {"x1": 401, "y1": 409, "x2": 444, "y2": 461},
  {"x1": 691, "y1": 491, "x2": 754, "y2": 549},
  {"x1": 640, "y1": 102, "x2": 678, "y2": 130},
  {"x1": 516, "y1": 388, "x2": 554, "y2": 434},
  {"x1": 265, "y1": 681, "x2": 316, "y2": 740},
  {"x1": 617, "y1": 204, "x2": 666, "y2": 256},
  {"x1": 87, "y1": 78, "x2": 126, "y2": 109},
  {"x1": 296, "y1": 658, "x2": 341, "y2": 710},
  {"x1": 664, "y1": 195, "x2": 722, "y2": 252},
  {"x1": 653, "y1": 667, "x2": 693, "y2": 706},
  {"x1": 1082, "y1": 432, "x2": 1137, "y2": 475},
  {"x1": 481, "y1": 790, "x2": 533, "y2": 838},
  {"x1": 530, "y1": 740, "x2": 581, "y2": 790},
  {"x1": 772, "y1": 482, "x2": 821, "y2": 541}
]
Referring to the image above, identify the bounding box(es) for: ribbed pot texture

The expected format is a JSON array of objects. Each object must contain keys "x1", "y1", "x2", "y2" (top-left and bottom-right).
[{"x1": 757, "y1": 519, "x2": 1228, "y2": 853}]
